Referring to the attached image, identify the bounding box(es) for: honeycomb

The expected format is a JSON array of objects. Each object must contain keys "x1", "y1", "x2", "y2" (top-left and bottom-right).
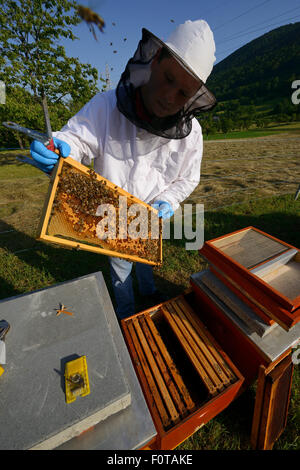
[{"x1": 45, "y1": 161, "x2": 161, "y2": 264}]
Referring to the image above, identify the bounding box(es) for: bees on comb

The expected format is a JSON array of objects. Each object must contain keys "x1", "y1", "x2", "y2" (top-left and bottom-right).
[{"x1": 51, "y1": 163, "x2": 160, "y2": 263}]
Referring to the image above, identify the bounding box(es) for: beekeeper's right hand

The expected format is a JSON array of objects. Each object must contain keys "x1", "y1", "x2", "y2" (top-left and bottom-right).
[{"x1": 30, "y1": 137, "x2": 71, "y2": 173}]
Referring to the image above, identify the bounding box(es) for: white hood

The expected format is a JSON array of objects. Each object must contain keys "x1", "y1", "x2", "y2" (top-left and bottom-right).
[{"x1": 165, "y1": 20, "x2": 216, "y2": 83}]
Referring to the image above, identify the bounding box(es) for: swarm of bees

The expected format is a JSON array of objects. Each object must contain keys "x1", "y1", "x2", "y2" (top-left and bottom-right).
[
  {"x1": 77, "y1": 5, "x2": 105, "y2": 41},
  {"x1": 50, "y1": 164, "x2": 160, "y2": 263}
]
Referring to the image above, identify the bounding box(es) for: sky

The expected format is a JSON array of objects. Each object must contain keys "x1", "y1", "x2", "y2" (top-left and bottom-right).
[{"x1": 50, "y1": 0, "x2": 300, "y2": 89}]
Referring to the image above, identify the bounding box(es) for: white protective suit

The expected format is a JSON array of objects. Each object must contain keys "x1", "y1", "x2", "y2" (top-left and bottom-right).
[{"x1": 53, "y1": 89, "x2": 203, "y2": 213}]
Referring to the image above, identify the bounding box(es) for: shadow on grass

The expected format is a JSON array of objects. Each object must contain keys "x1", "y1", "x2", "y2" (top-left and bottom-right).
[
  {"x1": 1, "y1": 195, "x2": 299, "y2": 302},
  {"x1": 0, "y1": 198, "x2": 299, "y2": 449},
  {"x1": 203, "y1": 204, "x2": 300, "y2": 248},
  {"x1": 0, "y1": 153, "x2": 28, "y2": 166},
  {"x1": 0, "y1": 219, "x2": 188, "y2": 315},
  {"x1": 177, "y1": 386, "x2": 256, "y2": 450},
  {"x1": 0, "y1": 219, "x2": 111, "y2": 299},
  {"x1": 165, "y1": 195, "x2": 299, "y2": 252}
]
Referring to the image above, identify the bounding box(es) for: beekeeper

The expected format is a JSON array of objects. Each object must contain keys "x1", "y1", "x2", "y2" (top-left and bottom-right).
[{"x1": 30, "y1": 20, "x2": 217, "y2": 319}]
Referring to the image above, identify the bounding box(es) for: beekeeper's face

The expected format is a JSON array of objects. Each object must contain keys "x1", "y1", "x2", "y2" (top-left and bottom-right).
[{"x1": 141, "y1": 52, "x2": 201, "y2": 118}]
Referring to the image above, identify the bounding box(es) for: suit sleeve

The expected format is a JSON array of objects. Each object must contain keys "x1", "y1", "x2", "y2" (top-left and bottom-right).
[{"x1": 153, "y1": 120, "x2": 203, "y2": 212}]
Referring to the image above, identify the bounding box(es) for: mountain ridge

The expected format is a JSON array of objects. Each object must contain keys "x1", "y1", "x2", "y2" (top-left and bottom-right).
[{"x1": 207, "y1": 22, "x2": 300, "y2": 103}]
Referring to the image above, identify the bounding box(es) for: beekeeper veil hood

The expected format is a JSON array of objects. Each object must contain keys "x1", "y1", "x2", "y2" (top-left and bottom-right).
[{"x1": 116, "y1": 19, "x2": 217, "y2": 139}]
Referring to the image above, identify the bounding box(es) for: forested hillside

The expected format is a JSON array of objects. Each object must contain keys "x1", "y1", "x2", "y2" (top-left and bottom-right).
[{"x1": 207, "y1": 22, "x2": 300, "y2": 103}]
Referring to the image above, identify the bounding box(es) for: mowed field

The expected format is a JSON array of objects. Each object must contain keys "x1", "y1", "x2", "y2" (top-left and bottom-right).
[
  {"x1": 1, "y1": 132, "x2": 299, "y2": 242},
  {"x1": 188, "y1": 132, "x2": 300, "y2": 211},
  {"x1": 0, "y1": 130, "x2": 299, "y2": 450}
]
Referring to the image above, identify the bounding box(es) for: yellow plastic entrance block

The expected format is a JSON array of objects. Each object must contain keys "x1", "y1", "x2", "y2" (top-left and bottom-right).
[
  {"x1": 64, "y1": 356, "x2": 90, "y2": 404},
  {"x1": 0, "y1": 366, "x2": 4, "y2": 377}
]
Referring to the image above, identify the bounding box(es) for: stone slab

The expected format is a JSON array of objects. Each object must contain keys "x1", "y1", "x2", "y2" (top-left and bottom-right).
[
  {"x1": 55, "y1": 272, "x2": 157, "y2": 450},
  {"x1": 0, "y1": 273, "x2": 133, "y2": 449},
  {"x1": 191, "y1": 270, "x2": 300, "y2": 362},
  {"x1": 200, "y1": 269, "x2": 277, "y2": 337}
]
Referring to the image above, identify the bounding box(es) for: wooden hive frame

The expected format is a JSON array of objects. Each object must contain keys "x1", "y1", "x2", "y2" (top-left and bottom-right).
[
  {"x1": 122, "y1": 293, "x2": 244, "y2": 449},
  {"x1": 37, "y1": 157, "x2": 163, "y2": 265},
  {"x1": 160, "y1": 297, "x2": 237, "y2": 396}
]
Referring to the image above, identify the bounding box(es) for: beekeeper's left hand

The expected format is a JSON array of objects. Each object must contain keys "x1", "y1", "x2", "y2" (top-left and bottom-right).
[{"x1": 152, "y1": 200, "x2": 174, "y2": 219}]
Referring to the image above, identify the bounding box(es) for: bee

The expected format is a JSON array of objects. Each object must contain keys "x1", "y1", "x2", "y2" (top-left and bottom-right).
[{"x1": 77, "y1": 5, "x2": 105, "y2": 41}]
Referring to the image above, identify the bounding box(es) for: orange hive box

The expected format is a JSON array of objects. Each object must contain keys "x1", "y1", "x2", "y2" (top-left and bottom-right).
[
  {"x1": 199, "y1": 227, "x2": 300, "y2": 330},
  {"x1": 121, "y1": 293, "x2": 244, "y2": 449}
]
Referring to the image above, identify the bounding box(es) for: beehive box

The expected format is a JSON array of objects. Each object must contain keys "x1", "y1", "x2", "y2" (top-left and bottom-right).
[
  {"x1": 38, "y1": 157, "x2": 162, "y2": 265},
  {"x1": 121, "y1": 292, "x2": 244, "y2": 449},
  {"x1": 199, "y1": 227, "x2": 300, "y2": 330}
]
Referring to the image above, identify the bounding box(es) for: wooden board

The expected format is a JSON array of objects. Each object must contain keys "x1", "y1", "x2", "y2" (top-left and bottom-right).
[
  {"x1": 210, "y1": 265, "x2": 275, "y2": 326},
  {"x1": 251, "y1": 355, "x2": 294, "y2": 450},
  {"x1": 200, "y1": 269, "x2": 277, "y2": 337},
  {"x1": 37, "y1": 157, "x2": 162, "y2": 265},
  {"x1": 191, "y1": 271, "x2": 300, "y2": 365},
  {"x1": 210, "y1": 227, "x2": 289, "y2": 269},
  {"x1": 257, "y1": 260, "x2": 300, "y2": 301}
]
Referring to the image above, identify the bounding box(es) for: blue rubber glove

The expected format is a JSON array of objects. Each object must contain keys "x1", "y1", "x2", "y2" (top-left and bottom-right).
[
  {"x1": 30, "y1": 137, "x2": 71, "y2": 173},
  {"x1": 152, "y1": 200, "x2": 174, "y2": 219}
]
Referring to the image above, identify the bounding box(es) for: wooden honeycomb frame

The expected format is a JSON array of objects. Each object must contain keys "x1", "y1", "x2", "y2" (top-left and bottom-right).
[
  {"x1": 121, "y1": 293, "x2": 244, "y2": 449},
  {"x1": 37, "y1": 157, "x2": 162, "y2": 265}
]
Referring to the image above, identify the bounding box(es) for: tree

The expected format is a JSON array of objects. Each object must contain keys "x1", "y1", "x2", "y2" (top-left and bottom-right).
[
  {"x1": 0, "y1": 85, "x2": 74, "y2": 147},
  {"x1": 0, "y1": 86, "x2": 43, "y2": 148},
  {"x1": 0, "y1": 0, "x2": 99, "y2": 117},
  {"x1": 242, "y1": 117, "x2": 251, "y2": 130},
  {"x1": 221, "y1": 117, "x2": 234, "y2": 135}
]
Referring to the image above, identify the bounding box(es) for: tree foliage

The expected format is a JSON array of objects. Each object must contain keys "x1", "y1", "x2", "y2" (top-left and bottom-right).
[
  {"x1": 198, "y1": 23, "x2": 300, "y2": 137},
  {"x1": 0, "y1": 85, "x2": 74, "y2": 148},
  {"x1": 0, "y1": 0, "x2": 99, "y2": 106}
]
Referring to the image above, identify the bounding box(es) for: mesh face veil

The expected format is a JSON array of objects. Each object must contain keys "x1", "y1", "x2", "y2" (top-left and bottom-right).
[{"x1": 116, "y1": 28, "x2": 217, "y2": 139}]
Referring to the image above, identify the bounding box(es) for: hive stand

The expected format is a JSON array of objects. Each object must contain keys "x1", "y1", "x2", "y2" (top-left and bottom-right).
[{"x1": 190, "y1": 270, "x2": 297, "y2": 450}]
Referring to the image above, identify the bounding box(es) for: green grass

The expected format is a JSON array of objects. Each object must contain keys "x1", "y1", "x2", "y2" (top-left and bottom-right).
[
  {"x1": 270, "y1": 122, "x2": 300, "y2": 130},
  {"x1": 203, "y1": 129, "x2": 279, "y2": 140},
  {"x1": 0, "y1": 151, "x2": 299, "y2": 450},
  {"x1": 203, "y1": 121, "x2": 300, "y2": 140},
  {"x1": 0, "y1": 150, "x2": 42, "y2": 179},
  {"x1": 172, "y1": 195, "x2": 300, "y2": 450}
]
